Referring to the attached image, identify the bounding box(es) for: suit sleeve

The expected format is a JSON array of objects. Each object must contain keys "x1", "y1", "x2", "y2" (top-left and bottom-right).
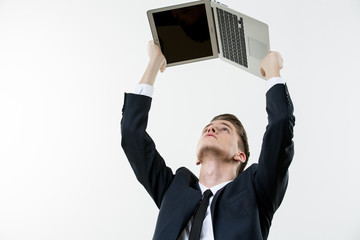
[
  {"x1": 254, "y1": 84, "x2": 295, "y2": 218},
  {"x1": 121, "y1": 93, "x2": 174, "y2": 208}
]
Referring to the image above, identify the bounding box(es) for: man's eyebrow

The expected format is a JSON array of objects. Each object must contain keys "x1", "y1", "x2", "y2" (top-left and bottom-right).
[
  {"x1": 203, "y1": 122, "x2": 233, "y2": 131},
  {"x1": 220, "y1": 122, "x2": 233, "y2": 130}
]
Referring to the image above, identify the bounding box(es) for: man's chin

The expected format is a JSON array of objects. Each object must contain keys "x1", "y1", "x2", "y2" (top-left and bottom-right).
[{"x1": 196, "y1": 145, "x2": 224, "y2": 160}]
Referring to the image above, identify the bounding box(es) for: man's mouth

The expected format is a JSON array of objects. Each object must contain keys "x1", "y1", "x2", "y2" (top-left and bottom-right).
[{"x1": 205, "y1": 134, "x2": 216, "y2": 139}]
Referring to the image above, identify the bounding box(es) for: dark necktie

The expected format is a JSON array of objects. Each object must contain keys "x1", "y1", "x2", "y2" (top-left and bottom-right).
[{"x1": 189, "y1": 189, "x2": 213, "y2": 240}]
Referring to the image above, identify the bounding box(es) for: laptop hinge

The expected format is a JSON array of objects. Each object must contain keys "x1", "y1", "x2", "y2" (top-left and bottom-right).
[{"x1": 210, "y1": 6, "x2": 220, "y2": 54}]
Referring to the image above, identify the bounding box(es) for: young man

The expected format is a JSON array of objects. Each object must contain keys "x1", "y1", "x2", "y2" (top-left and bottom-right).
[{"x1": 121, "y1": 41, "x2": 295, "y2": 240}]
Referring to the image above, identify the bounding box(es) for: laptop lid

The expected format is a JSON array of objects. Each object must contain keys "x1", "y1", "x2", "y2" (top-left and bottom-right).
[{"x1": 147, "y1": 0, "x2": 218, "y2": 66}]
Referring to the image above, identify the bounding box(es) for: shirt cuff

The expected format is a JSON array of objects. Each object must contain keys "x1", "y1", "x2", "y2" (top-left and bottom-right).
[
  {"x1": 266, "y1": 77, "x2": 285, "y2": 93},
  {"x1": 134, "y1": 84, "x2": 154, "y2": 98}
]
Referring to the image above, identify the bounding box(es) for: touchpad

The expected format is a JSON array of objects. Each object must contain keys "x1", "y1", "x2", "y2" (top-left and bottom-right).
[{"x1": 248, "y1": 37, "x2": 268, "y2": 60}]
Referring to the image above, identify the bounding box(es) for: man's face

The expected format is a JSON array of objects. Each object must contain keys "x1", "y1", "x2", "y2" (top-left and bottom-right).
[{"x1": 196, "y1": 120, "x2": 240, "y2": 165}]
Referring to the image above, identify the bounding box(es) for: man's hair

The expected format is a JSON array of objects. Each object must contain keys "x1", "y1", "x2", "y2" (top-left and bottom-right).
[{"x1": 211, "y1": 114, "x2": 250, "y2": 175}]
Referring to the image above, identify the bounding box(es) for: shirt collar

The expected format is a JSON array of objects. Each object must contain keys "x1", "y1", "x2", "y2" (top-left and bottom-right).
[{"x1": 199, "y1": 180, "x2": 232, "y2": 196}]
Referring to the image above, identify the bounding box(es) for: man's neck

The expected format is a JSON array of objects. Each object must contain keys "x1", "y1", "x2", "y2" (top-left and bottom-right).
[{"x1": 198, "y1": 157, "x2": 237, "y2": 188}]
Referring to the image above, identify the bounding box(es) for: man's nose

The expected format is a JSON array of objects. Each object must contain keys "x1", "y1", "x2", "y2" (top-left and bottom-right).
[{"x1": 207, "y1": 126, "x2": 216, "y2": 133}]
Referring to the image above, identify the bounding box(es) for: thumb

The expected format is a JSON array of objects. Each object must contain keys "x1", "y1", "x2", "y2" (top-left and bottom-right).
[
  {"x1": 274, "y1": 51, "x2": 284, "y2": 69},
  {"x1": 260, "y1": 67, "x2": 266, "y2": 77},
  {"x1": 160, "y1": 59, "x2": 167, "y2": 73}
]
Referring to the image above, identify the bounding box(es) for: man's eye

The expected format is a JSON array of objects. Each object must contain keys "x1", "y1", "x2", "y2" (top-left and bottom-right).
[{"x1": 222, "y1": 128, "x2": 229, "y2": 132}]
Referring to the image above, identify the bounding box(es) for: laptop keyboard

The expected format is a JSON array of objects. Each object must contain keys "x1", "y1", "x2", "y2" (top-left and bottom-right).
[{"x1": 216, "y1": 8, "x2": 248, "y2": 68}]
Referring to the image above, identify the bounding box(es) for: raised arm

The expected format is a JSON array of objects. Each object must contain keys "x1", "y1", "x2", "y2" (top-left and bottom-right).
[
  {"x1": 255, "y1": 52, "x2": 295, "y2": 216},
  {"x1": 121, "y1": 41, "x2": 172, "y2": 208},
  {"x1": 139, "y1": 41, "x2": 167, "y2": 86}
]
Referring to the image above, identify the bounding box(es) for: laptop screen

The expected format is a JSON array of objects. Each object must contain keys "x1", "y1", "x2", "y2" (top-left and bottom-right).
[{"x1": 152, "y1": 3, "x2": 213, "y2": 64}]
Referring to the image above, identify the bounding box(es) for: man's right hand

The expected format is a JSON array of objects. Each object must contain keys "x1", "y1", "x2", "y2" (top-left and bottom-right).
[
  {"x1": 147, "y1": 41, "x2": 166, "y2": 73},
  {"x1": 139, "y1": 41, "x2": 167, "y2": 86}
]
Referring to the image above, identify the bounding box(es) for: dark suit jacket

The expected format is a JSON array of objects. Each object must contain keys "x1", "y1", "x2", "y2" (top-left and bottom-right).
[{"x1": 121, "y1": 84, "x2": 295, "y2": 240}]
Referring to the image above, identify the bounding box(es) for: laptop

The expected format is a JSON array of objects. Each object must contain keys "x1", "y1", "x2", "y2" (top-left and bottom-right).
[{"x1": 147, "y1": 0, "x2": 270, "y2": 79}]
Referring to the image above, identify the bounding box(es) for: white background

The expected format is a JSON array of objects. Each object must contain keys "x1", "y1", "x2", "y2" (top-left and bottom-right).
[{"x1": 1, "y1": 0, "x2": 360, "y2": 239}]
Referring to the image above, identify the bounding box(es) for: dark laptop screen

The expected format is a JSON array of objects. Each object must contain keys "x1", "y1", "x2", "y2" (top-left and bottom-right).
[{"x1": 152, "y1": 3, "x2": 213, "y2": 64}]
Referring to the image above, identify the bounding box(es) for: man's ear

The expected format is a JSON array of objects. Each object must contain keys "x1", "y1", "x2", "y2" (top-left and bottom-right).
[{"x1": 233, "y1": 152, "x2": 246, "y2": 163}]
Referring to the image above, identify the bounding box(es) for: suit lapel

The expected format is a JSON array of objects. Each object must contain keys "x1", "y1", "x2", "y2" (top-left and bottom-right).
[
  {"x1": 177, "y1": 173, "x2": 202, "y2": 238},
  {"x1": 154, "y1": 168, "x2": 202, "y2": 240}
]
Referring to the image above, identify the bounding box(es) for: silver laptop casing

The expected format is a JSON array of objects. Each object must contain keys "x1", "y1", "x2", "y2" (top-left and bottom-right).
[
  {"x1": 210, "y1": 1, "x2": 270, "y2": 78},
  {"x1": 147, "y1": 0, "x2": 270, "y2": 79}
]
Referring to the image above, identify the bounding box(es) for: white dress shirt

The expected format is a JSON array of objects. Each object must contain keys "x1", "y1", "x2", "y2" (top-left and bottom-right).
[{"x1": 132, "y1": 77, "x2": 285, "y2": 239}]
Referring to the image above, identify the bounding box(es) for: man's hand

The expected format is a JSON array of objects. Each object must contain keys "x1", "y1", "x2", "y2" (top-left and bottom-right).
[
  {"x1": 147, "y1": 40, "x2": 167, "y2": 73},
  {"x1": 260, "y1": 51, "x2": 283, "y2": 80},
  {"x1": 139, "y1": 41, "x2": 167, "y2": 86}
]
